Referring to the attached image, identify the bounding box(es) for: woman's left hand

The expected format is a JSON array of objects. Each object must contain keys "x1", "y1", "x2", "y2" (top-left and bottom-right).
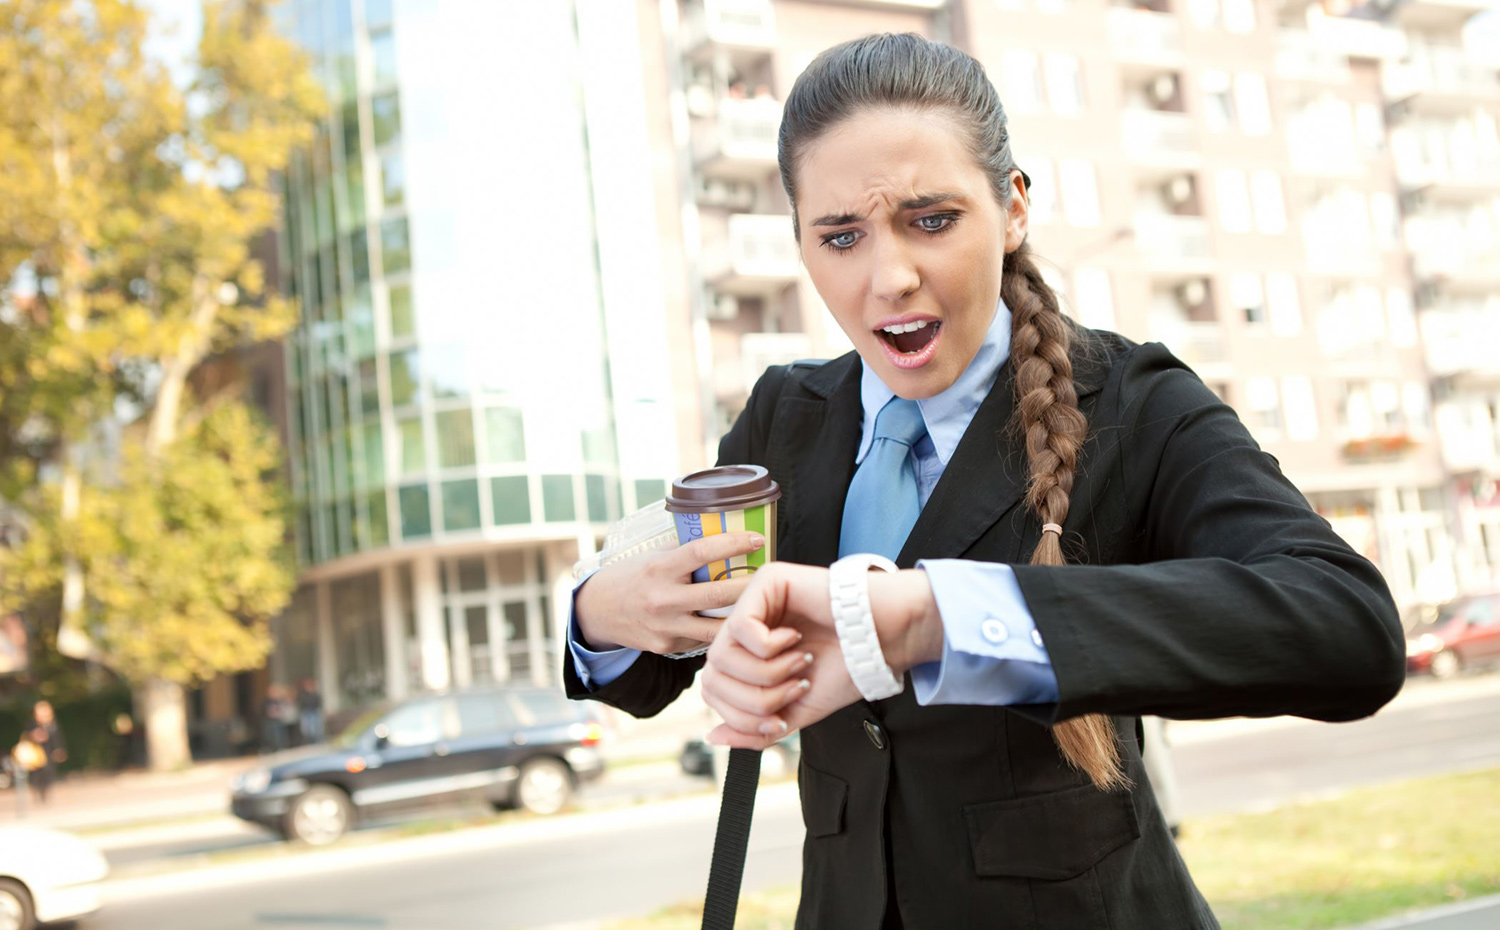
[{"x1": 701, "y1": 561, "x2": 943, "y2": 749}]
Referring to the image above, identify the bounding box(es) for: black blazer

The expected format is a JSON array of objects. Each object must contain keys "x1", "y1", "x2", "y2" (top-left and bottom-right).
[{"x1": 565, "y1": 328, "x2": 1406, "y2": 930}]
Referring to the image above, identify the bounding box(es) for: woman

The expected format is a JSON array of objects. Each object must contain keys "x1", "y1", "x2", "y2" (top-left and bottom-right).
[{"x1": 566, "y1": 34, "x2": 1404, "y2": 929}]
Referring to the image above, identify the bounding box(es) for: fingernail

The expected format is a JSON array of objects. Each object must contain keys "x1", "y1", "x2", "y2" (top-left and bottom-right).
[
  {"x1": 750, "y1": 534, "x2": 765, "y2": 549},
  {"x1": 798, "y1": 652, "x2": 814, "y2": 668},
  {"x1": 759, "y1": 720, "x2": 788, "y2": 737},
  {"x1": 798, "y1": 678, "x2": 811, "y2": 690},
  {"x1": 794, "y1": 630, "x2": 804, "y2": 642}
]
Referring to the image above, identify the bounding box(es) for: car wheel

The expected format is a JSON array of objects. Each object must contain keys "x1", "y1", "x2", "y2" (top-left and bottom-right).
[
  {"x1": 0, "y1": 879, "x2": 35, "y2": 930},
  {"x1": 284, "y1": 785, "x2": 353, "y2": 845},
  {"x1": 514, "y1": 758, "x2": 573, "y2": 815},
  {"x1": 1431, "y1": 649, "x2": 1462, "y2": 680}
]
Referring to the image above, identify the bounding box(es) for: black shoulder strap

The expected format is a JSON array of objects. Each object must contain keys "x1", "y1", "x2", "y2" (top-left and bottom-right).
[{"x1": 701, "y1": 359, "x2": 827, "y2": 930}]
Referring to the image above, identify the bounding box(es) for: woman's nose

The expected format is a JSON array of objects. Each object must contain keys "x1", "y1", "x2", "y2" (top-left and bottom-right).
[{"x1": 869, "y1": 235, "x2": 919, "y2": 301}]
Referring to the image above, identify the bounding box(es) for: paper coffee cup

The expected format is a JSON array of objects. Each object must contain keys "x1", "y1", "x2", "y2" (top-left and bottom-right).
[{"x1": 665, "y1": 465, "x2": 781, "y2": 618}]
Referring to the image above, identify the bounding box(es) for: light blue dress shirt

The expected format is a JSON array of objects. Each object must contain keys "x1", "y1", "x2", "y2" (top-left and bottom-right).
[{"x1": 568, "y1": 297, "x2": 1058, "y2": 706}]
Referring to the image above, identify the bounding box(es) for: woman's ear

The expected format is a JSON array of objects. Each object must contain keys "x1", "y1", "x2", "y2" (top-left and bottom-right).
[{"x1": 1003, "y1": 169, "x2": 1030, "y2": 254}]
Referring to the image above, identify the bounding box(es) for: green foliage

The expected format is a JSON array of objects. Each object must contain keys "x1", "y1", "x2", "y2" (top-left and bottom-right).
[
  {"x1": 4, "y1": 403, "x2": 293, "y2": 686},
  {"x1": 0, "y1": 0, "x2": 322, "y2": 711}
]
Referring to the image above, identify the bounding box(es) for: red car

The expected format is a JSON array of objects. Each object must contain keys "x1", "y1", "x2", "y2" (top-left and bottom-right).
[{"x1": 1406, "y1": 592, "x2": 1500, "y2": 679}]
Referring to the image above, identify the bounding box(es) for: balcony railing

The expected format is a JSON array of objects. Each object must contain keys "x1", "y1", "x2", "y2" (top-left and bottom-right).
[
  {"x1": 694, "y1": 97, "x2": 781, "y2": 180},
  {"x1": 1275, "y1": 30, "x2": 1352, "y2": 84},
  {"x1": 1306, "y1": 16, "x2": 1407, "y2": 61},
  {"x1": 1385, "y1": 45, "x2": 1500, "y2": 106},
  {"x1": 1132, "y1": 213, "x2": 1212, "y2": 264},
  {"x1": 704, "y1": 213, "x2": 801, "y2": 295},
  {"x1": 1150, "y1": 320, "x2": 1226, "y2": 369},
  {"x1": 1121, "y1": 109, "x2": 1198, "y2": 166},
  {"x1": 1420, "y1": 305, "x2": 1500, "y2": 378},
  {"x1": 684, "y1": 0, "x2": 776, "y2": 55},
  {"x1": 1413, "y1": 246, "x2": 1500, "y2": 292},
  {"x1": 1107, "y1": 8, "x2": 1181, "y2": 63}
]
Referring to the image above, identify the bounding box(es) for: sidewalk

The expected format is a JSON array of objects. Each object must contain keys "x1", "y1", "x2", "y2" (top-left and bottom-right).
[
  {"x1": 1340, "y1": 894, "x2": 1500, "y2": 930},
  {"x1": 0, "y1": 756, "x2": 255, "y2": 831}
]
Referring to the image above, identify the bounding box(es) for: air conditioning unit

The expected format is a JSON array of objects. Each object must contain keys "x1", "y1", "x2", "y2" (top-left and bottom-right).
[
  {"x1": 1177, "y1": 279, "x2": 1209, "y2": 309},
  {"x1": 1165, "y1": 175, "x2": 1194, "y2": 206},
  {"x1": 706, "y1": 293, "x2": 740, "y2": 320},
  {"x1": 1149, "y1": 74, "x2": 1177, "y2": 107}
]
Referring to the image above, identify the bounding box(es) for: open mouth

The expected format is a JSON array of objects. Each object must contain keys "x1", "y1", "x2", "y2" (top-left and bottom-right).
[{"x1": 877, "y1": 320, "x2": 941, "y2": 355}]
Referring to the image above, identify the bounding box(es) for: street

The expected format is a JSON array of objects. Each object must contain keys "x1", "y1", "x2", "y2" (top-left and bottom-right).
[{"x1": 77, "y1": 675, "x2": 1500, "y2": 929}]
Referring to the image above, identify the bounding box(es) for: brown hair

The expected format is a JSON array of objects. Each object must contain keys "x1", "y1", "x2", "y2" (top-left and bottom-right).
[{"x1": 779, "y1": 33, "x2": 1129, "y2": 792}]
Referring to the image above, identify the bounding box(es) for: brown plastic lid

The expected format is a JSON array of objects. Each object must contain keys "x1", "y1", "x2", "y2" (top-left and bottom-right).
[{"x1": 665, "y1": 464, "x2": 782, "y2": 513}]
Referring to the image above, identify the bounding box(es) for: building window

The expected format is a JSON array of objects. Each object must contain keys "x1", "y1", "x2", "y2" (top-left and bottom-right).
[
  {"x1": 388, "y1": 282, "x2": 414, "y2": 339},
  {"x1": 1059, "y1": 159, "x2": 1101, "y2": 227},
  {"x1": 1215, "y1": 169, "x2": 1252, "y2": 233},
  {"x1": 491, "y1": 475, "x2": 531, "y2": 525},
  {"x1": 441, "y1": 479, "x2": 481, "y2": 532},
  {"x1": 1234, "y1": 74, "x2": 1271, "y2": 135},
  {"x1": 1266, "y1": 273, "x2": 1302, "y2": 337},
  {"x1": 366, "y1": 489, "x2": 389, "y2": 546},
  {"x1": 398, "y1": 483, "x2": 431, "y2": 538},
  {"x1": 1281, "y1": 376, "x2": 1319, "y2": 441},
  {"x1": 398, "y1": 415, "x2": 425, "y2": 475},
  {"x1": 1043, "y1": 54, "x2": 1085, "y2": 116},
  {"x1": 542, "y1": 474, "x2": 576, "y2": 522},
  {"x1": 388, "y1": 348, "x2": 419, "y2": 407},
  {"x1": 1250, "y1": 170, "x2": 1286, "y2": 233},
  {"x1": 1000, "y1": 50, "x2": 1043, "y2": 113},
  {"x1": 371, "y1": 92, "x2": 401, "y2": 147},
  {"x1": 634, "y1": 478, "x2": 667, "y2": 509},
  {"x1": 380, "y1": 150, "x2": 404, "y2": 207},
  {"x1": 1354, "y1": 102, "x2": 1385, "y2": 156},
  {"x1": 484, "y1": 407, "x2": 526, "y2": 463},
  {"x1": 1369, "y1": 193, "x2": 1400, "y2": 250},
  {"x1": 371, "y1": 29, "x2": 397, "y2": 89},
  {"x1": 1025, "y1": 157, "x2": 1056, "y2": 224},
  {"x1": 1230, "y1": 273, "x2": 1266, "y2": 325},
  {"x1": 1222, "y1": 0, "x2": 1255, "y2": 33},
  {"x1": 1387, "y1": 287, "x2": 1418, "y2": 348},
  {"x1": 1202, "y1": 70, "x2": 1234, "y2": 131},
  {"x1": 1245, "y1": 376, "x2": 1283, "y2": 438},
  {"x1": 436, "y1": 409, "x2": 476, "y2": 468},
  {"x1": 381, "y1": 216, "x2": 410, "y2": 276},
  {"x1": 360, "y1": 422, "x2": 385, "y2": 489}
]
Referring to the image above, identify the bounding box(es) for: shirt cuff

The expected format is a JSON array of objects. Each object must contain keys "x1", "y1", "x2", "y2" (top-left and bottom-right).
[
  {"x1": 566, "y1": 567, "x2": 642, "y2": 690},
  {"x1": 909, "y1": 559, "x2": 1060, "y2": 706}
]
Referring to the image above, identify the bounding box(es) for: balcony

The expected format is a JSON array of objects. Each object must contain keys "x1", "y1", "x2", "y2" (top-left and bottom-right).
[
  {"x1": 1420, "y1": 304, "x2": 1500, "y2": 380},
  {"x1": 1150, "y1": 320, "x2": 1228, "y2": 372},
  {"x1": 1131, "y1": 213, "x2": 1213, "y2": 271},
  {"x1": 693, "y1": 96, "x2": 782, "y2": 182},
  {"x1": 1395, "y1": 156, "x2": 1500, "y2": 201},
  {"x1": 739, "y1": 332, "x2": 812, "y2": 396},
  {"x1": 1393, "y1": 0, "x2": 1493, "y2": 31},
  {"x1": 1107, "y1": 8, "x2": 1183, "y2": 71},
  {"x1": 1274, "y1": 31, "x2": 1352, "y2": 85},
  {"x1": 1121, "y1": 110, "x2": 1199, "y2": 172},
  {"x1": 684, "y1": 0, "x2": 776, "y2": 68},
  {"x1": 1414, "y1": 246, "x2": 1500, "y2": 293},
  {"x1": 1306, "y1": 15, "x2": 1408, "y2": 62},
  {"x1": 703, "y1": 213, "x2": 801, "y2": 296},
  {"x1": 1385, "y1": 46, "x2": 1500, "y2": 115}
]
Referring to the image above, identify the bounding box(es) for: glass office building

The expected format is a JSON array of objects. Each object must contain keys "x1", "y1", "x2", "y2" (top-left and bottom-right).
[{"x1": 269, "y1": 0, "x2": 684, "y2": 713}]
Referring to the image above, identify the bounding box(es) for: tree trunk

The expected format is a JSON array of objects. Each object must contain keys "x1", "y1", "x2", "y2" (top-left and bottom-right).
[{"x1": 135, "y1": 677, "x2": 192, "y2": 772}]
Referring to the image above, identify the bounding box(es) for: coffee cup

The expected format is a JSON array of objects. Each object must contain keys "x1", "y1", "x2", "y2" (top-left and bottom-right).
[{"x1": 665, "y1": 464, "x2": 781, "y2": 618}]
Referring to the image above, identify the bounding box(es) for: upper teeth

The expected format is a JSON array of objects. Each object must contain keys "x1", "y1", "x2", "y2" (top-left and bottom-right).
[{"x1": 881, "y1": 321, "x2": 931, "y2": 334}]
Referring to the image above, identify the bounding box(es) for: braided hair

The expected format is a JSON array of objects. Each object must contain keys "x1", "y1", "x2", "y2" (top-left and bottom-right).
[{"x1": 778, "y1": 32, "x2": 1129, "y2": 792}]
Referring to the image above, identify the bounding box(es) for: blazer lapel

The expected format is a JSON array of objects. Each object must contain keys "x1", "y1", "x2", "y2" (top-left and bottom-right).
[{"x1": 766, "y1": 352, "x2": 862, "y2": 569}]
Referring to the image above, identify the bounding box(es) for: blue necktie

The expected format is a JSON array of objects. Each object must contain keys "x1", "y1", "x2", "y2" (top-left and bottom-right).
[{"x1": 839, "y1": 397, "x2": 929, "y2": 560}]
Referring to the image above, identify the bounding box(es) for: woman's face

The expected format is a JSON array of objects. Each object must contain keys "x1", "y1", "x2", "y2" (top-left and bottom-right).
[{"x1": 795, "y1": 107, "x2": 1028, "y2": 399}]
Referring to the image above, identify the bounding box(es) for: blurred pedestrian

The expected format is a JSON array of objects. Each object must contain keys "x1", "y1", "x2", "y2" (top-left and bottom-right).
[
  {"x1": 261, "y1": 684, "x2": 293, "y2": 752},
  {"x1": 23, "y1": 700, "x2": 66, "y2": 804},
  {"x1": 297, "y1": 678, "x2": 325, "y2": 745}
]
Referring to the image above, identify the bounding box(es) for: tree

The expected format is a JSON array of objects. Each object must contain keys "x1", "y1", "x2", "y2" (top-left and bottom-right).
[{"x1": 0, "y1": 0, "x2": 323, "y2": 769}]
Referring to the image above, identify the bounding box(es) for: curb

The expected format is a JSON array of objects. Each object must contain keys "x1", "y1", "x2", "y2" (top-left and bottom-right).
[{"x1": 1338, "y1": 893, "x2": 1500, "y2": 929}]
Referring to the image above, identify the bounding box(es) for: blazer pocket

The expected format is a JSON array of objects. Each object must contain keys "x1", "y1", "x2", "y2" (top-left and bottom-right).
[
  {"x1": 964, "y1": 784, "x2": 1140, "y2": 880},
  {"x1": 799, "y1": 761, "x2": 848, "y2": 838}
]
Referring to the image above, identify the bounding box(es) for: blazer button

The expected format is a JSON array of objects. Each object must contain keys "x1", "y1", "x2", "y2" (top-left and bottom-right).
[{"x1": 863, "y1": 719, "x2": 887, "y2": 751}]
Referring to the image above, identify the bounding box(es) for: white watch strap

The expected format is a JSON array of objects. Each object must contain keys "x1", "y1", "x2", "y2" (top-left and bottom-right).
[{"x1": 829, "y1": 553, "x2": 904, "y2": 702}]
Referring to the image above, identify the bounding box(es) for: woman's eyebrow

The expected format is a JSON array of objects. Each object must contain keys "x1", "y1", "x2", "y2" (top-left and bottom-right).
[{"x1": 809, "y1": 191, "x2": 964, "y2": 227}]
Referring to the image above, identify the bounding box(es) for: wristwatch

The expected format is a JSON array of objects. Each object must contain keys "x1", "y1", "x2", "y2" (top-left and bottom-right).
[{"x1": 828, "y1": 553, "x2": 905, "y2": 702}]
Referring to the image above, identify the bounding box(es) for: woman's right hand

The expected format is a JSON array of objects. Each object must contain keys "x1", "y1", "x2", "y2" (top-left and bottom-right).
[{"x1": 573, "y1": 531, "x2": 767, "y2": 655}]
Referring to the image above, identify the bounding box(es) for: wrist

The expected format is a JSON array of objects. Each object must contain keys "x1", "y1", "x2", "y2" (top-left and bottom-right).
[
  {"x1": 573, "y1": 577, "x2": 623, "y2": 651},
  {"x1": 869, "y1": 569, "x2": 944, "y2": 674}
]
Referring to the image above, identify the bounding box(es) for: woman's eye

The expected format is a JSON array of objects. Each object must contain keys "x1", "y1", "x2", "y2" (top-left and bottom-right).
[
  {"x1": 917, "y1": 214, "x2": 954, "y2": 232},
  {"x1": 823, "y1": 231, "x2": 859, "y2": 250}
]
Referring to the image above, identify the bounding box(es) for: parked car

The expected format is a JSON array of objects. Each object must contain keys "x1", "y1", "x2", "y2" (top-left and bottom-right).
[
  {"x1": 0, "y1": 826, "x2": 108, "y2": 930},
  {"x1": 231, "y1": 685, "x2": 606, "y2": 844},
  {"x1": 1406, "y1": 591, "x2": 1500, "y2": 679},
  {"x1": 680, "y1": 732, "x2": 800, "y2": 779}
]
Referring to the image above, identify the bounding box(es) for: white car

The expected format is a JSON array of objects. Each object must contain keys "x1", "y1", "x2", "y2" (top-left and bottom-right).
[{"x1": 0, "y1": 826, "x2": 108, "y2": 930}]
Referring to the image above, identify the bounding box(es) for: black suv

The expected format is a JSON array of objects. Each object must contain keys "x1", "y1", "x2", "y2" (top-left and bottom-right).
[{"x1": 231, "y1": 685, "x2": 605, "y2": 844}]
